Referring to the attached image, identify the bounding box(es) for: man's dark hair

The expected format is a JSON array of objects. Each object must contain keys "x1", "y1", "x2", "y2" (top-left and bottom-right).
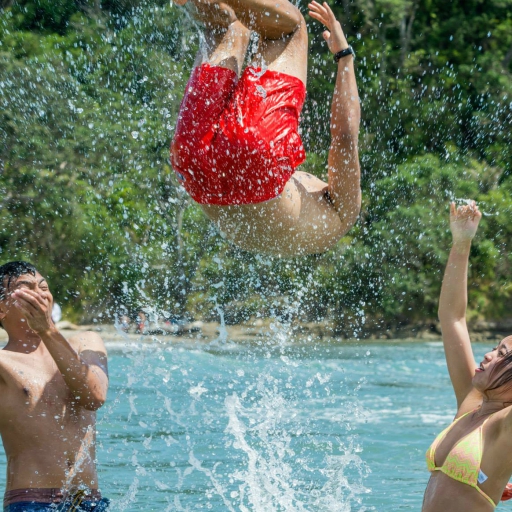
[{"x1": 0, "y1": 261, "x2": 38, "y2": 301}]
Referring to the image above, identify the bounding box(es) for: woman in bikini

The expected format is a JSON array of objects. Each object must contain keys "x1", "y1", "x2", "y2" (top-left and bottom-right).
[
  {"x1": 171, "y1": 0, "x2": 361, "y2": 256},
  {"x1": 423, "y1": 201, "x2": 512, "y2": 511}
]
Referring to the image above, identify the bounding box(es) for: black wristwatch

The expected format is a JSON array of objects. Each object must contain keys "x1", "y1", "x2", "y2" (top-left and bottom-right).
[{"x1": 334, "y1": 46, "x2": 355, "y2": 62}]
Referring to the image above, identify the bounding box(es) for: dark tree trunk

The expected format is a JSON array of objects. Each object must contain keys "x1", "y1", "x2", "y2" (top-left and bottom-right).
[
  {"x1": 399, "y1": 0, "x2": 419, "y2": 72},
  {"x1": 503, "y1": 44, "x2": 512, "y2": 69}
]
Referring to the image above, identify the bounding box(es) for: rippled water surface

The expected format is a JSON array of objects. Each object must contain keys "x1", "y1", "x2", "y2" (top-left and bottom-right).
[{"x1": 0, "y1": 338, "x2": 495, "y2": 511}]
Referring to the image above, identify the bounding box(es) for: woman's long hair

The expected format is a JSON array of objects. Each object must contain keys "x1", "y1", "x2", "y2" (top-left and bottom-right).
[
  {"x1": 486, "y1": 343, "x2": 512, "y2": 502},
  {"x1": 487, "y1": 348, "x2": 512, "y2": 392}
]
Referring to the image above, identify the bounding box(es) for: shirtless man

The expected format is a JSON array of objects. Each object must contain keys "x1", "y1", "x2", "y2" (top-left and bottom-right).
[
  {"x1": 171, "y1": 0, "x2": 361, "y2": 256},
  {"x1": 0, "y1": 261, "x2": 109, "y2": 511}
]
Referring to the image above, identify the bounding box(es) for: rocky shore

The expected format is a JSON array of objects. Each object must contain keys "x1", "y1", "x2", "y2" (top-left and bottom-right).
[{"x1": 1, "y1": 319, "x2": 510, "y2": 345}]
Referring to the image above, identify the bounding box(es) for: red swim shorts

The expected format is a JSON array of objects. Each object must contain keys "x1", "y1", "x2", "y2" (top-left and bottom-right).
[{"x1": 170, "y1": 63, "x2": 306, "y2": 205}]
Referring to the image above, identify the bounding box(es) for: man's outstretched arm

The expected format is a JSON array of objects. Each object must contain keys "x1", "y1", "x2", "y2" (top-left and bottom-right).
[{"x1": 309, "y1": 1, "x2": 361, "y2": 232}]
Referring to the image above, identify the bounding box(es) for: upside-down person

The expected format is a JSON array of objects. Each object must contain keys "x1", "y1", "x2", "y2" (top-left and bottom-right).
[
  {"x1": 423, "y1": 202, "x2": 512, "y2": 511},
  {"x1": 170, "y1": 0, "x2": 361, "y2": 256},
  {"x1": 0, "y1": 261, "x2": 110, "y2": 512}
]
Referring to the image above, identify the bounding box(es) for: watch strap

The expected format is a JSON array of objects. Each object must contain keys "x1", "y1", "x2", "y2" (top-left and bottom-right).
[{"x1": 334, "y1": 46, "x2": 355, "y2": 62}]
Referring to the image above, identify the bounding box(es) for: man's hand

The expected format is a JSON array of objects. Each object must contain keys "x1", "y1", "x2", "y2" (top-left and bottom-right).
[
  {"x1": 308, "y1": 1, "x2": 348, "y2": 55},
  {"x1": 450, "y1": 201, "x2": 482, "y2": 243},
  {"x1": 11, "y1": 288, "x2": 54, "y2": 335}
]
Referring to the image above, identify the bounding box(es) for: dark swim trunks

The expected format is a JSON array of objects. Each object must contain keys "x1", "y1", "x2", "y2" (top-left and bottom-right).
[
  {"x1": 171, "y1": 63, "x2": 306, "y2": 205},
  {"x1": 3, "y1": 489, "x2": 109, "y2": 512},
  {"x1": 3, "y1": 500, "x2": 109, "y2": 512}
]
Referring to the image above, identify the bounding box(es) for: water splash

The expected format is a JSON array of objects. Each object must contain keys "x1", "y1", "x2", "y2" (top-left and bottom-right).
[
  {"x1": 110, "y1": 477, "x2": 140, "y2": 512},
  {"x1": 58, "y1": 425, "x2": 95, "y2": 505},
  {"x1": 225, "y1": 391, "x2": 306, "y2": 512},
  {"x1": 222, "y1": 371, "x2": 372, "y2": 511}
]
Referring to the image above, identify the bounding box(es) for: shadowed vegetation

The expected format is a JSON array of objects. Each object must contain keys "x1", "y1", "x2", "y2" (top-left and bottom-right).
[{"x1": 1, "y1": 0, "x2": 511, "y2": 332}]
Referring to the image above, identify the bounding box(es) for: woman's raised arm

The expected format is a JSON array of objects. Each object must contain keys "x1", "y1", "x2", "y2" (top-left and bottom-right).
[{"x1": 439, "y1": 201, "x2": 482, "y2": 409}]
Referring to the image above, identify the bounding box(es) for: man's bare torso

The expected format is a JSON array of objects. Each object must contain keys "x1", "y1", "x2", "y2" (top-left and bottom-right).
[
  {"x1": 201, "y1": 171, "x2": 346, "y2": 256},
  {"x1": 0, "y1": 336, "x2": 98, "y2": 491}
]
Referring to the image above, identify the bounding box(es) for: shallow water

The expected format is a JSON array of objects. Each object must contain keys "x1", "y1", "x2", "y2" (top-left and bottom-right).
[{"x1": 0, "y1": 339, "x2": 494, "y2": 511}]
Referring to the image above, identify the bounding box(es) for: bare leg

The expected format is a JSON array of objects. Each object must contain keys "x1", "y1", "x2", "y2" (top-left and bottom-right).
[
  {"x1": 187, "y1": 0, "x2": 251, "y2": 75},
  {"x1": 221, "y1": 0, "x2": 308, "y2": 83},
  {"x1": 253, "y1": 14, "x2": 308, "y2": 84},
  {"x1": 224, "y1": 0, "x2": 301, "y2": 39}
]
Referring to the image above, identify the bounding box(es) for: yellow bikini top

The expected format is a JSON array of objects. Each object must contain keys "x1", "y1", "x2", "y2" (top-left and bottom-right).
[{"x1": 426, "y1": 410, "x2": 497, "y2": 508}]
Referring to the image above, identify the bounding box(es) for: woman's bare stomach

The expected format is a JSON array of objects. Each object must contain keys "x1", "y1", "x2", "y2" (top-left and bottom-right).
[{"x1": 423, "y1": 473, "x2": 496, "y2": 512}]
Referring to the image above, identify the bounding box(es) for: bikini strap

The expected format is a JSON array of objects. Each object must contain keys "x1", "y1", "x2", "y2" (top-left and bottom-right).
[{"x1": 454, "y1": 409, "x2": 476, "y2": 422}]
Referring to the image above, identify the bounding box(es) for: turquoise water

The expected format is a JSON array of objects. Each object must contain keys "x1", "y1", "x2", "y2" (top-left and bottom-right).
[{"x1": 0, "y1": 339, "x2": 495, "y2": 510}]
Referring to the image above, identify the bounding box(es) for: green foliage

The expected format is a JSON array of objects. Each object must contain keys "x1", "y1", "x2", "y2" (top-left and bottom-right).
[
  {"x1": 0, "y1": 0, "x2": 511, "y2": 330},
  {"x1": 0, "y1": 3, "x2": 196, "y2": 320}
]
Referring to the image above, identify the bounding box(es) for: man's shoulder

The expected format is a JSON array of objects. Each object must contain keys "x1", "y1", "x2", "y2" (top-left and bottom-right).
[
  {"x1": 67, "y1": 331, "x2": 107, "y2": 354},
  {"x1": 0, "y1": 349, "x2": 20, "y2": 384},
  {"x1": 0, "y1": 347, "x2": 19, "y2": 363}
]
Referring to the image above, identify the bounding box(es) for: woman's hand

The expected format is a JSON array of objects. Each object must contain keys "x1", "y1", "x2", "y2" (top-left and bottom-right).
[
  {"x1": 450, "y1": 201, "x2": 482, "y2": 243},
  {"x1": 308, "y1": 1, "x2": 348, "y2": 55}
]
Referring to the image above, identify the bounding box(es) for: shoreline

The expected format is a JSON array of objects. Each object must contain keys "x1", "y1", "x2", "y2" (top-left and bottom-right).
[{"x1": 1, "y1": 320, "x2": 509, "y2": 345}]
